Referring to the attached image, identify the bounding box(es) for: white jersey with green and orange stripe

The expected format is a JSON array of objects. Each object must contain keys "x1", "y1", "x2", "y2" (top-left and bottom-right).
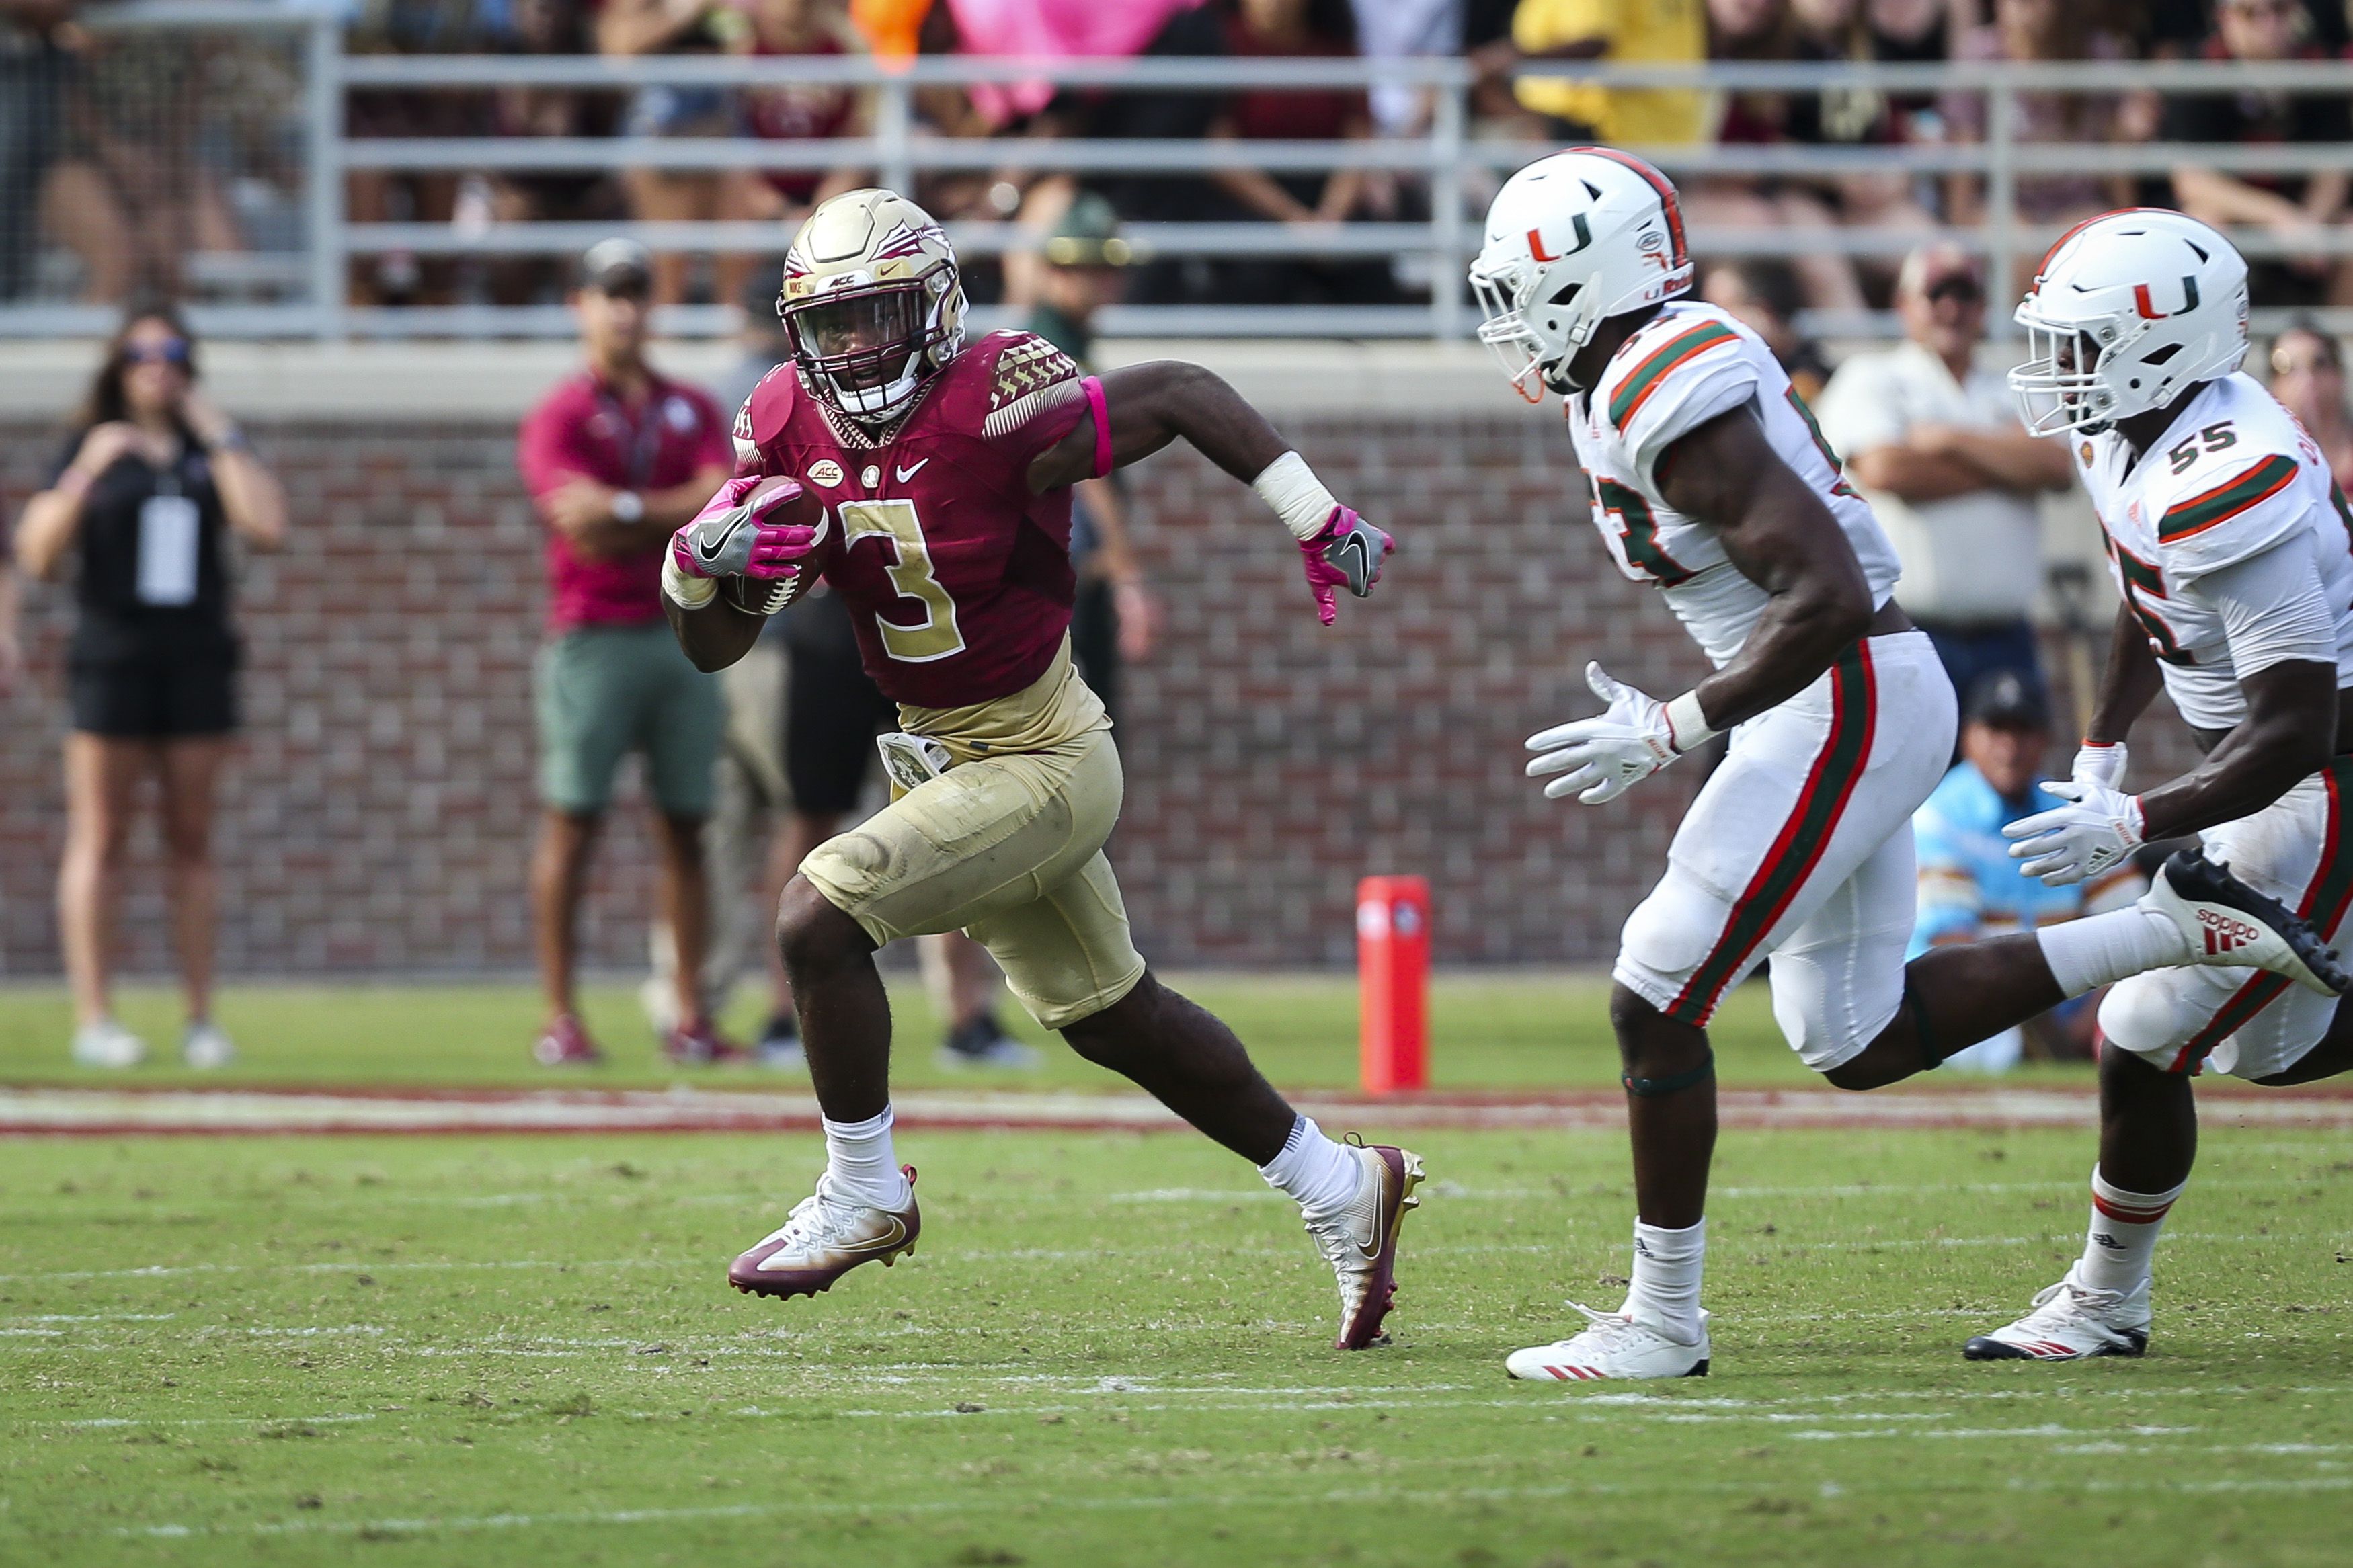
[
  {"x1": 2076, "y1": 371, "x2": 2353, "y2": 731},
  {"x1": 1568, "y1": 301, "x2": 1904, "y2": 669}
]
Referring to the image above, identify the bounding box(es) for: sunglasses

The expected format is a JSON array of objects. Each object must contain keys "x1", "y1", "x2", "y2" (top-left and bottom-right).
[
  {"x1": 2273, "y1": 348, "x2": 2340, "y2": 375},
  {"x1": 1924, "y1": 276, "x2": 1983, "y2": 306},
  {"x1": 120, "y1": 339, "x2": 191, "y2": 367}
]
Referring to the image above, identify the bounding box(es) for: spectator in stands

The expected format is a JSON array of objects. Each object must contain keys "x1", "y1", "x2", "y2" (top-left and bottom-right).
[
  {"x1": 2166, "y1": 0, "x2": 2353, "y2": 308},
  {"x1": 1506, "y1": 0, "x2": 1708, "y2": 145},
  {"x1": 341, "y1": 0, "x2": 489, "y2": 306},
  {"x1": 737, "y1": 0, "x2": 868, "y2": 224},
  {"x1": 41, "y1": 32, "x2": 248, "y2": 303},
  {"x1": 1, "y1": 0, "x2": 75, "y2": 301},
  {"x1": 1942, "y1": 0, "x2": 2138, "y2": 237},
  {"x1": 1816, "y1": 242, "x2": 2073, "y2": 711},
  {"x1": 2268, "y1": 321, "x2": 2353, "y2": 493},
  {"x1": 1699, "y1": 258, "x2": 1830, "y2": 402},
  {"x1": 516, "y1": 240, "x2": 737, "y2": 1067},
  {"x1": 1778, "y1": 0, "x2": 1939, "y2": 270},
  {"x1": 1207, "y1": 0, "x2": 1392, "y2": 305},
  {"x1": 850, "y1": 0, "x2": 932, "y2": 60},
  {"x1": 599, "y1": 0, "x2": 757, "y2": 306},
  {"x1": 1909, "y1": 672, "x2": 2142, "y2": 1071},
  {"x1": 13, "y1": 305, "x2": 288, "y2": 1071},
  {"x1": 1864, "y1": 0, "x2": 1949, "y2": 140},
  {"x1": 1350, "y1": 0, "x2": 1460, "y2": 138},
  {"x1": 1689, "y1": 0, "x2": 1868, "y2": 315},
  {"x1": 486, "y1": 0, "x2": 625, "y2": 306}
]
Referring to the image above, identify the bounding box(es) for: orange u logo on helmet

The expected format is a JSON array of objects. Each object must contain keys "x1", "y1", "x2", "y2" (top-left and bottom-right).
[{"x1": 2132, "y1": 275, "x2": 2202, "y2": 320}]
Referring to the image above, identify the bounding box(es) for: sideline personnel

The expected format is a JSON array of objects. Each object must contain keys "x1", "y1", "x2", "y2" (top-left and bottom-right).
[{"x1": 517, "y1": 237, "x2": 737, "y2": 1067}]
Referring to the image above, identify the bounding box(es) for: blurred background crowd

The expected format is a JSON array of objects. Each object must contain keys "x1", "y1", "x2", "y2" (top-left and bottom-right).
[{"x1": 5, "y1": 0, "x2": 2353, "y2": 316}]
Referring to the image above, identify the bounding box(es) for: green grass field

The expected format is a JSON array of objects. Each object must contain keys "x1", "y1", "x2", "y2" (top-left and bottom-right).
[
  {"x1": 0, "y1": 973, "x2": 2060, "y2": 1091},
  {"x1": 3, "y1": 979, "x2": 2349, "y2": 1567}
]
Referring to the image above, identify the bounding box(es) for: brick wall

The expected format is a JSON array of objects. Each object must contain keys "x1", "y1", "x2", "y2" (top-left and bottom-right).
[{"x1": 0, "y1": 413, "x2": 2191, "y2": 977}]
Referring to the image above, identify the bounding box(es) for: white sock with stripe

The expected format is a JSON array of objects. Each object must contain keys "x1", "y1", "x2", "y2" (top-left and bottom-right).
[
  {"x1": 2035, "y1": 905, "x2": 2192, "y2": 998},
  {"x1": 822, "y1": 1107, "x2": 910, "y2": 1208},
  {"x1": 2074, "y1": 1166, "x2": 2185, "y2": 1297},
  {"x1": 1622, "y1": 1217, "x2": 1706, "y2": 1344},
  {"x1": 1259, "y1": 1116, "x2": 1361, "y2": 1220}
]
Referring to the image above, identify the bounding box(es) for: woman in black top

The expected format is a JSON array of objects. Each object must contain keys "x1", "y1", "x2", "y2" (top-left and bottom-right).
[{"x1": 14, "y1": 306, "x2": 286, "y2": 1071}]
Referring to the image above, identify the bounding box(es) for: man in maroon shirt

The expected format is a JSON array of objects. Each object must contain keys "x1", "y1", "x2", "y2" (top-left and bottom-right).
[
  {"x1": 661, "y1": 190, "x2": 1423, "y2": 1352},
  {"x1": 516, "y1": 239, "x2": 737, "y2": 1067}
]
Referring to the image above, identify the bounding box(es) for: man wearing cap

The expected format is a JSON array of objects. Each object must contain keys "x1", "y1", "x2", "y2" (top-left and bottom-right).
[
  {"x1": 1816, "y1": 242, "x2": 2076, "y2": 712},
  {"x1": 1909, "y1": 671, "x2": 2145, "y2": 1071},
  {"x1": 516, "y1": 238, "x2": 740, "y2": 1067},
  {"x1": 1026, "y1": 192, "x2": 1159, "y2": 724}
]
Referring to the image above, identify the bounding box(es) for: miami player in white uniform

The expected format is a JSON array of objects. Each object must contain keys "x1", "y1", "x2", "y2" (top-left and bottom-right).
[
  {"x1": 1468, "y1": 157, "x2": 2346, "y2": 1380},
  {"x1": 1963, "y1": 210, "x2": 2353, "y2": 1360}
]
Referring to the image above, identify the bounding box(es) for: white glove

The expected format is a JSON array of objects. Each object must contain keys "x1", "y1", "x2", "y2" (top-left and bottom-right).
[
  {"x1": 1526, "y1": 663, "x2": 1679, "y2": 805},
  {"x1": 2003, "y1": 778, "x2": 2145, "y2": 886},
  {"x1": 2072, "y1": 741, "x2": 2129, "y2": 791}
]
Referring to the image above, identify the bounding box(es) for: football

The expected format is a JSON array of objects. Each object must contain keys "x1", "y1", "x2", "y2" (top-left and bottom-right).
[{"x1": 720, "y1": 474, "x2": 824, "y2": 616}]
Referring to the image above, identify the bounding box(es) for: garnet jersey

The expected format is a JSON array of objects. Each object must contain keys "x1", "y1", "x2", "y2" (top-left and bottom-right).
[
  {"x1": 733, "y1": 330, "x2": 1093, "y2": 709},
  {"x1": 2074, "y1": 372, "x2": 2353, "y2": 731},
  {"x1": 1567, "y1": 302, "x2": 1903, "y2": 668}
]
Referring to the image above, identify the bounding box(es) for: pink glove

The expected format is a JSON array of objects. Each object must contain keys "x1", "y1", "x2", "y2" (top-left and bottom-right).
[
  {"x1": 671, "y1": 475, "x2": 825, "y2": 581},
  {"x1": 1298, "y1": 505, "x2": 1394, "y2": 626}
]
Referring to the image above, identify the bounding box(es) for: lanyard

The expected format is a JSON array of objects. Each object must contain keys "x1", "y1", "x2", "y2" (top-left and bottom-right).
[{"x1": 597, "y1": 383, "x2": 665, "y2": 490}]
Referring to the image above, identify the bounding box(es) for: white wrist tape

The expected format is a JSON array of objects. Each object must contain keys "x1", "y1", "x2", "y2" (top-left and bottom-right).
[
  {"x1": 1664, "y1": 690, "x2": 1717, "y2": 755},
  {"x1": 662, "y1": 554, "x2": 719, "y2": 608},
  {"x1": 1252, "y1": 450, "x2": 1341, "y2": 542}
]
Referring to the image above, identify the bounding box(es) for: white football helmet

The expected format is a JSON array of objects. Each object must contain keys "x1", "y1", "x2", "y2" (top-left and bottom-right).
[
  {"x1": 2009, "y1": 208, "x2": 2249, "y2": 437},
  {"x1": 1469, "y1": 148, "x2": 1696, "y2": 402},
  {"x1": 777, "y1": 188, "x2": 968, "y2": 421}
]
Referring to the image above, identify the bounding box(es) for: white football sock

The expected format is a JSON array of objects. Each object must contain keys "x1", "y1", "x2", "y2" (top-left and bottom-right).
[
  {"x1": 1259, "y1": 1116, "x2": 1361, "y2": 1219},
  {"x1": 2074, "y1": 1166, "x2": 2184, "y2": 1298},
  {"x1": 2036, "y1": 904, "x2": 2191, "y2": 997},
  {"x1": 1622, "y1": 1217, "x2": 1706, "y2": 1343},
  {"x1": 821, "y1": 1107, "x2": 910, "y2": 1208}
]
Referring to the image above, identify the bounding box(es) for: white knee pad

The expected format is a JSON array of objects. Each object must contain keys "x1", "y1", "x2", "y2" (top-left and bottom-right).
[
  {"x1": 1613, "y1": 865, "x2": 1735, "y2": 1013},
  {"x1": 2096, "y1": 974, "x2": 2198, "y2": 1070}
]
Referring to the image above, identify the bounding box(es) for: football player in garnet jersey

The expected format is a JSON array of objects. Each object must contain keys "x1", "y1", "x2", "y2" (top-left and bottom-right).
[
  {"x1": 660, "y1": 189, "x2": 1420, "y2": 1350},
  {"x1": 1469, "y1": 159, "x2": 2346, "y2": 1380}
]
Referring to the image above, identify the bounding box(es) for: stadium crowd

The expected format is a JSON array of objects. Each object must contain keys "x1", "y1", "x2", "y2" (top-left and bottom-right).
[{"x1": 5, "y1": 1, "x2": 2353, "y2": 312}]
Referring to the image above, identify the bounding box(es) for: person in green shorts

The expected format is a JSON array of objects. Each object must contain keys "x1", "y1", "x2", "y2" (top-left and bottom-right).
[{"x1": 516, "y1": 239, "x2": 738, "y2": 1066}]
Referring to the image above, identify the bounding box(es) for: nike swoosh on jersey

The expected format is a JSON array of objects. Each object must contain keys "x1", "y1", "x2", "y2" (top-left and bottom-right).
[{"x1": 895, "y1": 460, "x2": 930, "y2": 482}]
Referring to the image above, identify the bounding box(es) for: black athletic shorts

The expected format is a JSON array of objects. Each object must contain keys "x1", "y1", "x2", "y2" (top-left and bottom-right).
[
  {"x1": 783, "y1": 604, "x2": 895, "y2": 816},
  {"x1": 70, "y1": 659, "x2": 238, "y2": 739}
]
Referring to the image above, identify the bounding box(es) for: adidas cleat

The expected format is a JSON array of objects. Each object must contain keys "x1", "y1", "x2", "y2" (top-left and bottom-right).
[
  {"x1": 1964, "y1": 1270, "x2": 2149, "y2": 1362},
  {"x1": 729, "y1": 1166, "x2": 920, "y2": 1301},
  {"x1": 2151, "y1": 850, "x2": 2350, "y2": 996},
  {"x1": 1507, "y1": 1303, "x2": 1712, "y2": 1381},
  {"x1": 1302, "y1": 1140, "x2": 1424, "y2": 1349}
]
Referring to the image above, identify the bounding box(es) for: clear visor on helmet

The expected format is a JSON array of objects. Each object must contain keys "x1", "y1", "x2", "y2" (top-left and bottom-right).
[
  {"x1": 783, "y1": 286, "x2": 925, "y2": 383},
  {"x1": 2008, "y1": 311, "x2": 2112, "y2": 437},
  {"x1": 1470, "y1": 260, "x2": 1546, "y2": 404}
]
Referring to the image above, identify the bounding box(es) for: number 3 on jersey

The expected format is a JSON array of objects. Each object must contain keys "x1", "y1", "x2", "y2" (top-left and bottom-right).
[
  {"x1": 1591, "y1": 474, "x2": 1695, "y2": 586},
  {"x1": 838, "y1": 499, "x2": 967, "y2": 663}
]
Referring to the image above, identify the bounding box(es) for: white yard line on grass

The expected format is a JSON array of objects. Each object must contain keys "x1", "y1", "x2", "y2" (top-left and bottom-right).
[{"x1": 11, "y1": 1083, "x2": 2352, "y2": 1137}]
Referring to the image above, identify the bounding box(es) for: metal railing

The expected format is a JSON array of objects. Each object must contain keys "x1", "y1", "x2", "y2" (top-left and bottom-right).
[{"x1": 6, "y1": 12, "x2": 2353, "y2": 341}]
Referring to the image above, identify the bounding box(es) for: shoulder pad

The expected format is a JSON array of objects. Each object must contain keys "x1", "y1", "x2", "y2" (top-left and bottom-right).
[
  {"x1": 1599, "y1": 311, "x2": 1745, "y2": 437},
  {"x1": 966, "y1": 331, "x2": 1085, "y2": 440},
  {"x1": 736, "y1": 364, "x2": 801, "y2": 466}
]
